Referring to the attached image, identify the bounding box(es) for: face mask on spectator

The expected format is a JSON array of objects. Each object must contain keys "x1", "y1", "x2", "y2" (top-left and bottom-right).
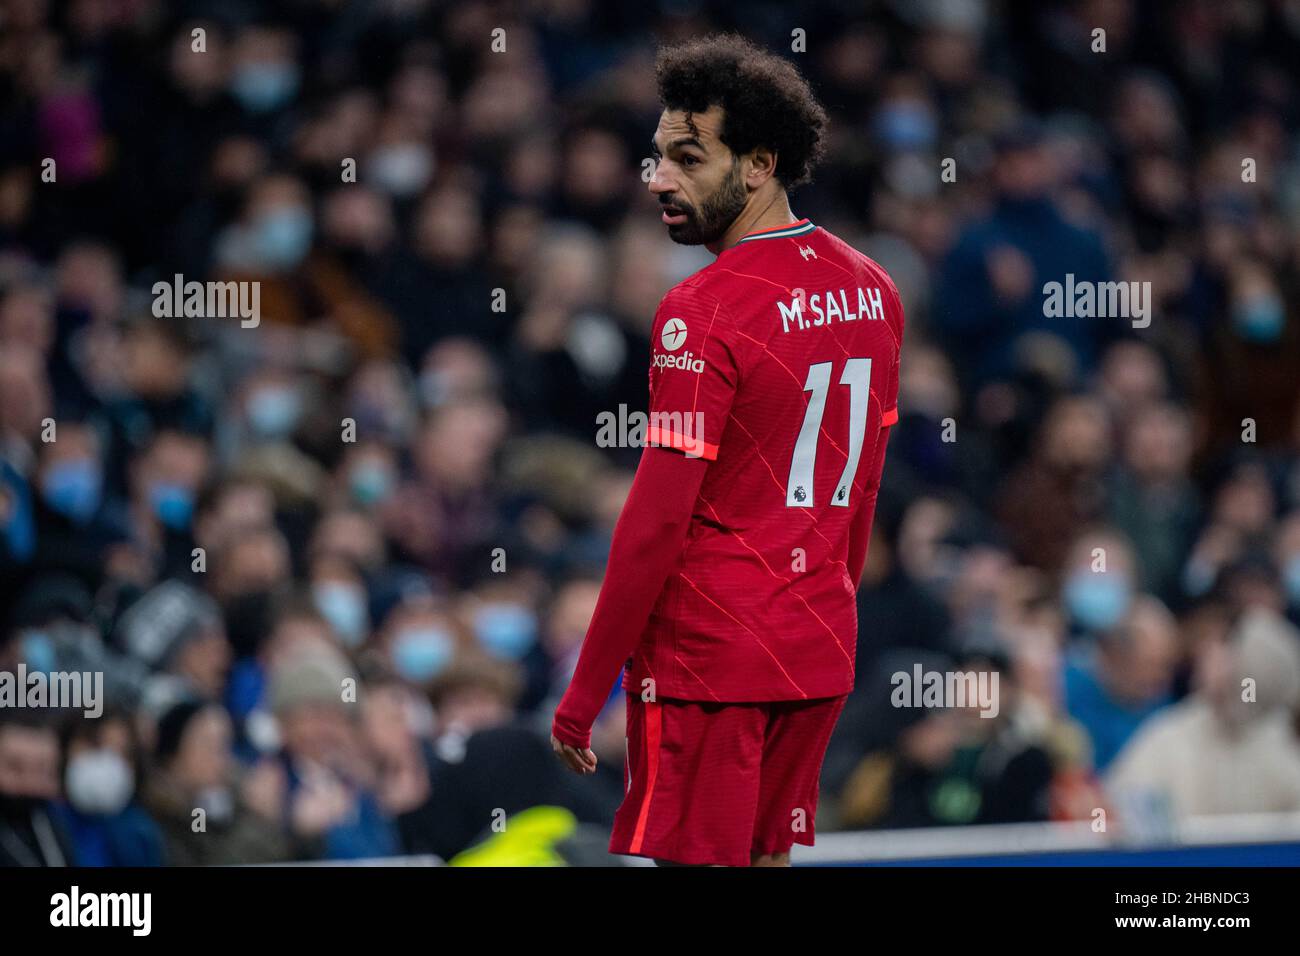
[
  {"x1": 473, "y1": 602, "x2": 538, "y2": 660},
  {"x1": 1063, "y1": 570, "x2": 1132, "y2": 632},
  {"x1": 65, "y1": 749, "x2": 134, "y2": 816},
  {"x1": 148, "y1": 481, "x2": 195, "y2": 531},
  {"x1": 230, "y1": 62, "x2": 300, "y2": 113},
  {"x1": 1284, "y1": 555, "x2": 1300, "y2": 608},
  {"x1": 22, "y1": 630, "x2": 57, "y2": 673},
  {"x1": 1182, "y1": 556, "x2": 1217, "y2": 597},
  {"x1": 418, "y1": 370, "x2": 449, "y2": 408},
  {"x1": 916, "y1": 547, "x2": 962, "y2": 599},
  {"x1": 1232, "y1": 295, "x2": 1284, "y2": 343},
  {"x1": 247, "y1": 385, "x2": 302, "y2": 439},
  {"x1": 313, "y1": 582, "x2": 369, "y2": 648},
  {"x1": 252, "y1": 206, "x2": 313, "y2": 270},
  {"x1": 350, "y1": 398, "x2": 409, "y2": 441},
  {"x1": 348, "y1": 461, "x2": 394, "y2": 506},
  {"x1": 873, "y1": 103, "x2": 937, "y2": 152},
  {"x1": 1, "y1": 475, "x2": 36, "y2": 561},
  {"x1": 392, "y1": 626, "x2": 454, "y2": 683},
  {"x1": 41, "y1": 458, "x2": 102, "y2": 524},
  {"x1": 369, "y1": 144, "x2": 434, "y2": 198},
  {"x1": 196, "y1": 785, "x2": 235, "y2": 825}
]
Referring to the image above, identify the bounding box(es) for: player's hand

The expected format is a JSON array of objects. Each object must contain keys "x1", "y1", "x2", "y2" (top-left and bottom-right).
[{"x1": 550, "y1": 734, "x2": 598, "y2": 775}]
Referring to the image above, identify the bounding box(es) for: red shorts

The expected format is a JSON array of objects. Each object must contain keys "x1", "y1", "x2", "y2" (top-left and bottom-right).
[{"x1": 609, "y1": 692, "x2": 847, "y2": 866}]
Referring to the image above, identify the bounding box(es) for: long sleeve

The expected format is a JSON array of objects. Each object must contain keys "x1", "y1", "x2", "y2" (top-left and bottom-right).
[{"x1": 551, "y1": 445, "x2": 709, "y2": 749}]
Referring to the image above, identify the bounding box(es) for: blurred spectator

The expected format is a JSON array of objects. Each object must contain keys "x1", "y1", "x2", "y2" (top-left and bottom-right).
[
  {"x1": 269, "y1": 649, "x2": 398, "y2": 860},
  {"x1": 1107, "y1": 608, "x2": 1300, "y2": 818},
  {"x1": 1064, "y1": 594, "x2": 1180, "y2": 771},
  {"x1": 934, "y1": 121, "x2": 1112, "y2": 390},
  {"x1": 852, "y1": 495, "x2": 952, "y2": 677},
  {"x1": 6, "y1": 573, "x2": 150, "y2": 708},
  {"x1": 1107, "y1": 401, "x2": 1201, "y2": 603},
  {"x1": 998, "y1": 398, "x2": 1112, "y2": 574},
  {"x1": 0, "y1": 712, "x2": 71, "y2": 866},
  {"x1": 398, "y1": 655, "x2": 614, "y2": 861},
  {"x1": 115, "y1": 580, "x2": 231, "y2": 715},
  {"x1": 52, "y1": 710, "x2": 165, "y2": 866},
  {"x1": 1058, "y1": 527, "x2": 1139, "y2": 638},
  {"x1": 831, "y1": 650, "x2": 1054, "y2": 829},
  {"x1": 143, "y1": 700, "x2": 293, "y2": 866}
]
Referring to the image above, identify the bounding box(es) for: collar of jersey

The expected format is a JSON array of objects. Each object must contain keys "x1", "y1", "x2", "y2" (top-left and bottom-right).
[{"x1": 735, "y1": 218, "x2": 815, "y2": 243}]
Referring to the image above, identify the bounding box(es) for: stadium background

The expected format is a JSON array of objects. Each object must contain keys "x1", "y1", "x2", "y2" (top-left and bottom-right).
[{"x1": 2, "y1": 0, "x2": 1300, "y2": 866}]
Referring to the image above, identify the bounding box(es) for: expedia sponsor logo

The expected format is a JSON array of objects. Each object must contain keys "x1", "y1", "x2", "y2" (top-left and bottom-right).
[
  {"x1": 661, "y1": 317, "x2": 688, "y2": 351},
  {"x1": 652, "y1": 350, "x2": 705, "y2": 373}
]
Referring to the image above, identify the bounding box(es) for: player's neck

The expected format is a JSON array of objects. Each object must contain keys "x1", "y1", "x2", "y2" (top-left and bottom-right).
[{"x1": 709, "y1": 191, "x2": 797, "y2": 256}]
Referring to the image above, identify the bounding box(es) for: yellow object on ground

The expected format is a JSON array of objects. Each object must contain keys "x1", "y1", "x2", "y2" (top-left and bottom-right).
[{"x1": 449, "y1": 806, "x2": 578, "y2": 867}]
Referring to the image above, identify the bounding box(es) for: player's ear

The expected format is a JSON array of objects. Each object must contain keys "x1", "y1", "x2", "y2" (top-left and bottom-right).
[{"x1": 745, "y1": 146, "x2": 778, "y2": 187}]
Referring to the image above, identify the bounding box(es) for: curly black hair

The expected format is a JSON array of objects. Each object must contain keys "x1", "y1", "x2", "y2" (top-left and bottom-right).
[{"x1": 655, "y1": 33, "x2": 829, "y2": 190}]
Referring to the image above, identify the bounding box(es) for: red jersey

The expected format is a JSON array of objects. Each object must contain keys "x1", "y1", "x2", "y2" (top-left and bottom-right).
[{"x1": 625, "y1": 217, "x2": 904, "y2": 702}]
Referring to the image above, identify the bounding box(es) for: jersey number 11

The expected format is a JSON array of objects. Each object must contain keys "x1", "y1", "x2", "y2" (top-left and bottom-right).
[{"x1": 786, "y1": 358, "x2": 873, "y2": 509}]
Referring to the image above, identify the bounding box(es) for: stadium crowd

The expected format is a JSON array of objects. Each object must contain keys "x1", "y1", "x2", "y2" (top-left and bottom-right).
[{"x1": 3, "y1": 0, "x2": 1300, "y2": 865}]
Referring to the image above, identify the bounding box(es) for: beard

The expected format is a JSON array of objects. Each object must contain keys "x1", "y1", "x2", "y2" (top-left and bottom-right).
[{"x1": 662, "y1": 159, "x2": 749, "y2": 246}]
